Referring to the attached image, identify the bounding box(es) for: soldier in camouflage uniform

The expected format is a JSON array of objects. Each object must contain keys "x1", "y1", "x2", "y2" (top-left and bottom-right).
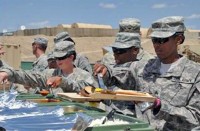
[
  {"x1": 98, "y1": 18, "x2": 153, "y2": 116},
  {"x1": 24, "y1": 37, "x2": 49, "y2": 93},
  {"x1": 54, "y1": 32, "x2": 93, "y2": 74},
  {"x1": 100, "y1": 32, "x2": 141, "y2": 115},
  {"x1": 47, "y1": 51, "x2": 57, "y2": 69},
  {"x1": 101, "y1": 18, "x2": 153, "y2": 65},
  {"x1": 0, "y1": 41, "x2": 97, "y2": 94},
  {"x1": 94, "y1": 16, "x2": 200, "y2": 131},
  {"x1": 31, "y1": 37, "x2": 49, "y2": 72}
]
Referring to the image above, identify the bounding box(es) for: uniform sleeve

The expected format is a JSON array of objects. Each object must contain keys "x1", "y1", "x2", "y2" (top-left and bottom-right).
[
  {"x1": 104, "y1": 63, "x2": 137, "y2": 90},
  {"x1": 59, "y1": 70, "x2": 98, "y2": 92},
  {"x1": 3, "y1": 68, "x2": 53, "y2": 88},
  {"x1": 0, "y1": 60, "x2": 13, "y2": 70},
  {"x1": 155, "y1": 74, "x2": 200, "y2": 129}
]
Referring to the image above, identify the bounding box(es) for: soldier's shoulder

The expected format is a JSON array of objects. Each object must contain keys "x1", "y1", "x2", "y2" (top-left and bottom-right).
[
  {"x1": 184, "y1": 59, "x2": 200, "y2": 72},
  {"x1": 75, "y1": 67, "x2": 91, "y2": 75}
]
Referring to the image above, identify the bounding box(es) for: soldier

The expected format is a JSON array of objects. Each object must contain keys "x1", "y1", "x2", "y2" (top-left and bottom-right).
[
  {"x1": 97, "y1": 32, "x2": 141, "y2": 116},
  {"x1": 31, "y1": 37, "x2": 48, "y2": 72},
  {"x1": 93, "y1": 16, "x2": 200, "y2": 130},
  {"x1": 0, "y1": 41, "x2": 97, "y2": 94},
  {"x1": 47, "y1": 51, "x2": 57, "y2": 69},
  {"x1": 96, "y1": 18, "x2": 152, "y2": 116},
  {"x1": 101, "y1": 18, "x2": 153, "y2": 65},
  {"x1": 54, "y1": 32, "x2": 93, "y2": 74}
]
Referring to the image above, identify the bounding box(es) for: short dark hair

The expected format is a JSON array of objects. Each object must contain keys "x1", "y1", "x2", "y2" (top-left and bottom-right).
[
  {"x1": 37, "y1": 44, "x2": 47, "y2": 51},
  {"x1": 173, "y1": 32, "x2": 185, "y2": 44},
  {"x1": 68, "y1": 51, "x2": 77, "y2": 61}
]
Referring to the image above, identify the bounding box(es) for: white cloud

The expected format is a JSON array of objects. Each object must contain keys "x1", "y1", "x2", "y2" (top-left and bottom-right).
[
  {"x1": 99, "y1": 3, "x2": 116, "y2": 9},
  {"x1": 2, "y1": 29, "x2": 7, "y2": 33},
  {"x1": 28, "y1": 20, "x2": 49, "y2": 28},
  {"x1": 152, "y1": 4, "x2": 167, "y2": 9},
  {"x1": 186, "y1": 14, "x2": 200, "y2": 19}
]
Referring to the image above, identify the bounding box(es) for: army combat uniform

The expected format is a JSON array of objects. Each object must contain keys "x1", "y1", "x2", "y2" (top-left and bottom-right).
[
  {"x1": 104, "y1": 16, "x2": 200, "y2": 130},
  {"x1": 131, "y1": 56, "x2": 200, "y2": 130},
  {"x1": 32, "y1": 54, "x2": 48, "y2": 72},
  {"x1": 2, "y1": 67, "x2": 97, "y2": 94},
  {"x1": 31, "y1": 37, "x2": 49, "y2": 72},
  {"x1": 74, "y1": 54, "x2": 93, "y2": 74}
]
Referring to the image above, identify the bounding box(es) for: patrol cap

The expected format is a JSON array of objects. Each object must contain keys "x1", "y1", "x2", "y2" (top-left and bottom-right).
[
  {"x1": 32, "y1": 37, "x2": 48, "y2": 46},
  {"x1": 119, "y1": 18, "x2": 140, "y2": 33},
  {"x1": 150, "y1": 16, "x2": 186, "y2": 38},
  {"x1": 47, "y1": 51, "x2": 55, "y2": 60},
  {"x1": 54, "y1": 32, "x2": 75, "y2": 44},
  {"x1": 110, "y1": 32, "x2": 141, "y2": 49},
  {"x1": 53, "y1": 41, "x2": 75, "y2": 58}
]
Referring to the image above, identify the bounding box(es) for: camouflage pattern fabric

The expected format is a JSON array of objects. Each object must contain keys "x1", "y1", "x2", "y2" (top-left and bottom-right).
[
  {"x1": 103, "y1": 61, "x2": 137, "y2": 116},
  {"x1": 0, "y1": 60, "x2": 13, "y2": 69},
  {"x1": 119, "y1": 18, "x2": 140, "y2": 33},
  {"x1": 101, "y1": 52, "x2": 115, "y2": 65},
  {"x1": 101, "y1": 48, "x2": 154, "y2": 65},
  {"x1": 131, "y1": 56, "x2": 200, "y2": 130},
  {"x1": 106, "y1": 56, "x2": 200, "y2": 130},
  {"x1": 32, "y1": 54, "x2": 48, "y2": 72},
  {"x1": 150, "y1": 16, "x2": 186, "y2": 38},
  {"x1": 2, "y1": 67, "x2": 97, "y2": 94},
  {"x1": 74, "y1": 54, "x2": 93, "y2": 74}
]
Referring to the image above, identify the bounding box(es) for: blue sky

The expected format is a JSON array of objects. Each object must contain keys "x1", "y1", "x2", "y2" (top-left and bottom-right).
[{"x1": 1, "y1": 0, "x2": 200, "y2": 32}]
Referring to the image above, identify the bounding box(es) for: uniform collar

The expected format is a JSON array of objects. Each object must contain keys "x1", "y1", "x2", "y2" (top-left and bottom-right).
[{"x1": 144, "y1": 56, "x2": 188, "y2": 77}]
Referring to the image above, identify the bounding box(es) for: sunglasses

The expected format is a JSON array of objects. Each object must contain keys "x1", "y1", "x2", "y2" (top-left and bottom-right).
[
  {"x1": 112, "y1": 47, "x2": 132, "y2": 55},
  {"x1": 55, "y1": 54, "x2": 70, "y2": 61},
  {"x1": 151, "y1": 37, "x2": 169, "y2": 44}
]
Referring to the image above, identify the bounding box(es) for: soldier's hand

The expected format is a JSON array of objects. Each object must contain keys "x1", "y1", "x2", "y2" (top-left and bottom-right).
[
  {"x1": 152, "y1": 98, "x2": 161, "y2": 115},
  {"x1": 79, "y1": 89, "x2": 90, "y2": 97},
  {"x1": 0, "y1": 72, "x2": 9, "y2": 83},
  {"x1": 46, "y1": 76, "x2": 62, "y2": 88},
  {"x1": 93, "y1": 63, "x2": 107, "y2": 76}
]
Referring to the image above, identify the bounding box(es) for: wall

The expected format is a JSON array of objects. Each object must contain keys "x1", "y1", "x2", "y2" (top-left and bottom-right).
[
  {"x1": 14, "y1": 27, "x2": 118, "y2": 37},
  {"x1": 0, "y1": 44, "x2": 21, "y2": 69}
]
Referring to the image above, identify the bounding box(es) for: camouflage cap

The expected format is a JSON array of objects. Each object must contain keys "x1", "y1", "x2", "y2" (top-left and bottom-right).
[
  {"x1": 119, "y1": 18, "x2": 140, "y2": 33},
  {"x1": 32, "y1": 37, "x2": 48, "y2": 46},
  {"x1": 53, "y1": 41, "x2": 75, "y2": 58},
  {"x1": 150, "y1": 16, "x2": 186, "y2": 38},
  {"x1": 54, "y1": 32, "x2": 70, "y2": 43},
  {"x1": 110, "y1": 32, "x2": 141, "y2": 49},
  {"x1": 47, "y1": 51, "x2": 55, "y2": 60}
]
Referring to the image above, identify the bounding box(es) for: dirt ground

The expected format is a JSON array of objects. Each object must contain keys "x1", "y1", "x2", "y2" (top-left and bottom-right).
[
  {"x1": 1, "y1": 35, "x2": 200, "y2": 69},
  {"x1": 0, "y1": 35, "x2": 116, "y2": 63},
  {"x1": 0, "y1": 35, "x2": 154, "y2": 64}
]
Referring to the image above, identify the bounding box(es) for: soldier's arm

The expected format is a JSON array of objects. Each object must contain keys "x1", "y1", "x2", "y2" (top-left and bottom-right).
[
  {"x1": 59, "y1": 73, "x2": 98, "y2": 93},
  {"x1": 0, "y1": 68, "x2": 50, "y2": 88},
  {"x1": 154, "y1": 74, "x2": 200, "y2": 128}
]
